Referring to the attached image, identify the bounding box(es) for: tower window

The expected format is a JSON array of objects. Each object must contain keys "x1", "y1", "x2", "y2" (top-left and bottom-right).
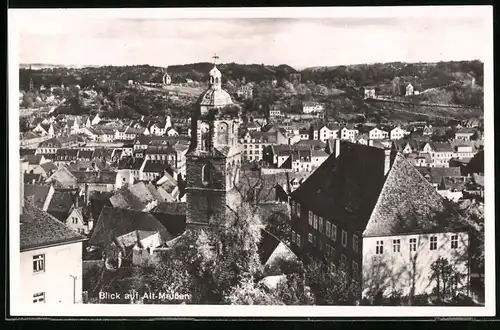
[{"x1": 202, "y1": 163, "x2": 213, "y2": 186}]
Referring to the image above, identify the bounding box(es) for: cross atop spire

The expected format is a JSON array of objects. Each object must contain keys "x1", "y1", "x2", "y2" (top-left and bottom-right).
[{"x1": 212, "y1": 53, "x2": 219, "y2": 66}]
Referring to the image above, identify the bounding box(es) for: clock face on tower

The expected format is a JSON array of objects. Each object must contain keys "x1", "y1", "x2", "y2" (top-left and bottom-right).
[{"x1": 200, "y1": 122, "x2": 210, "y2": 134}]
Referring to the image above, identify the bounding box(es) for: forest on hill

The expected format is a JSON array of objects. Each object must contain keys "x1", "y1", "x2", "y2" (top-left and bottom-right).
[{"x1": 19, "y1": 60, "x2": 483, "y2": 122}]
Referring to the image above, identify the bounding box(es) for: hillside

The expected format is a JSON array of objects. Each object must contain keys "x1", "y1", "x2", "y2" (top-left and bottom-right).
[
  {"x1": 19, "y1": 62, "x2": 298, "y2": 91},
  {"x1": 300, "y1": 60, "x2": 484, "y2": 89}
]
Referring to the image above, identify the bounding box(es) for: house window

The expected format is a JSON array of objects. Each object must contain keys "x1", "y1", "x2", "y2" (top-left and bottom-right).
[
  {"x1": 451, "y1": 235, "x2": 458, "y2": 249},
  {"x1": 430, "y1": 236, "x2": 438, "y2": 250},
  {"x1": 318, "y1": 217, "x2": 323, "y2": 233},
  {"x1": 352, "y1": 261, "x2": 359, "y2": 278},
  {"x1": 353, "y1": 235, "x2": 359, "y2": 253},
  {"x1": 312, "y1": 234, "x2": 317, "y2": 247},
  {"x1": 33, "y1": 292, "x2": 45, "y2": 303},
  {"x1": 341, "y1": 254, "x2": 347, "y2": 267},
  {"x1": 393, "y1": 239, "x2": 401, "y2": 253},
  {"x1": 313, "y1": 214, "x2": 318, "y2": 230},
  {"x1": 331, "y1": 224, "x2": 337, "y2": 241},
  {"x1": 376, "y1": 241, "x2": 384, "y2": 255},
  {"x1": 296, "y1": 203, "x2": 301, "y2": 217},
  {"x1": 72, "y1": 217, "x2": 78, "y2": 224},
  {"x1": 296, "y1": 233, "x2": 301, "y2": 247},
  {"x1": 308, "y1": 211, "x2": 313, "y2": 226},
  {"x1": 325, "y1": 221, "x2": 331, "y2": 237},
  {"x1": 341, "y1": 230, "x2": 348, "y2": 247},
  {"x1": 291, "y1": 230, "x2": 296, "y2": 244},
  {"x1": 308, "y1": 233, "x2": 313, "y2": 243},
  {"x1": 33, "y1": 254, "x2": 45, "y2": 273},
  {"x1": 409, "y1": 238, "x2": 417, "y2": 252}
]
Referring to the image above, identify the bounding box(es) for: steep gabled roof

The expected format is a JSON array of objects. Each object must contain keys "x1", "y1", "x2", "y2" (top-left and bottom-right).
[
  {"x1": 291, "y1": 142, "x2": 386, "y2": 229},
  {"x1": 363, "y1": 154, "x2": 465, "y2": 237},
  {"x1": 88, "y1": 207, "x2": 172, "y2": 247},
  {"x1": 47, "y1": 189, "x2": 77, "y2": 221},
  {"x1": 21, "y1": 199, "x2": 86, "y2": 251},
  {"x1": 23, "y1": 184, "x2": 52, "y2": 209}
]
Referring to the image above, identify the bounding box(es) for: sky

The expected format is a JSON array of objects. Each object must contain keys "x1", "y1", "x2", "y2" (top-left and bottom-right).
[{"x1": 12, "y1": 7, "x2": 491, "y2": 69}]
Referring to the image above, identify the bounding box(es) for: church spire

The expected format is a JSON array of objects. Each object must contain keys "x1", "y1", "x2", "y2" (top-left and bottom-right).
[{"x1": 209, "y1": 54, "x2": 222, "y2": 89}]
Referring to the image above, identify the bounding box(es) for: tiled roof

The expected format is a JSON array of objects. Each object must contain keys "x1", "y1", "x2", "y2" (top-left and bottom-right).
[
  {"x1": 47, "y1": 189, "x2": 77, "y2": 221},
  {"x1": 294, "y1": 139, "x2": 326, "y2": 149},
  {"x1": 24, "y1": 173, "x2": 43, "y2": 184},
  {"x1": 258, "y1": 229, "x2": 291, "y2": 266},
  {"x1": 39, "y1": 162, "x2": 58, "y2": 173},
  {"x1": 78, "y1": 150, "x2": 94, "y2": 159},
  {"x1": 143, "y1": 161, "x2": 171, "y2": 173},
  {"x1": 415, "y1": 166, "x2": 463, "y2": 184},
  {"x1": 56, "y1": 148, "x2": 79, "y2": 157},
  {"x1": 363, "y1": 154, "x2": 465, "y2": 237},
  {"x1": 456, "y1": 128, "x2": 476, "y2": 134},
  {"x1": 88, "y1": 207, "x2": 172, "y2": 247},
  {"x1": 72, "y1": 171, "x2": 117, "y2": 184},
  {"x1": 117, "y1": 157, "x2": 144, "y2": 170},
  {"x1": 430, "y1": 142, "x2": 454, "y2": 153},
  {"x1": 20, "y1": 199, "x2": 86, "y2": 251},
  {"x1": 291, "y1": 142, "x2": 386, "y2": 229},
  {"x1": 93, "y1": 148, "x2": 113, "y2": 159},
  {"x1": 20, "y1": 148, "x2": 36, "y2": 157},
  {"x1": 24, "y1": 154, "x2": 44, "y2": 165},
  {"x1": 151, "y1": 202, "x2": 187, "y2": 237},
  {"x1": 23, "y1": 184, "x2": 52, "y2": 209}
]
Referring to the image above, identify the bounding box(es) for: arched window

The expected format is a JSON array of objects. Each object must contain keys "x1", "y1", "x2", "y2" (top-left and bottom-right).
[
  {"x1": 202, "y1": 163, "x2": 213, "y2": 186},
  {"x1": 217, "y1": 122, "x2": 229, "y2": 145}
]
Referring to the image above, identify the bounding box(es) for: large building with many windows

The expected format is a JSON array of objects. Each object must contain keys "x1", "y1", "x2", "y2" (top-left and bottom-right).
[{"x1": 289, "y1": 140, "x2": 471, "y2": 300}]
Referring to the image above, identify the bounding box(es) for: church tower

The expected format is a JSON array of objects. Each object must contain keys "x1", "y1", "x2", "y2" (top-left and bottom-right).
[{"x1": 185, "y1": 54, "x2": 242, "y2": 229}]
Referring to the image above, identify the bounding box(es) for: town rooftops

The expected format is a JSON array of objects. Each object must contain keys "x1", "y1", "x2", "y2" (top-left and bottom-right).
[
  {"x1": 72, "y1": 171, "x2": 117, "y2": 184},
  {"x1": 20, "y1": 148, "x2": 37, "y2": 157},
  {"x1": 294, "y1": 139, "x2": 326, "y2": 149},
  {"x1": 88, "y1": 206, "x2": 172, "y2": 248},
  {"x1": 24, "y1": 173, "x2": 43, "y2": 184},
  {"x1": 456, "y1": 127, "x2": 476, "y2": 134},
  {"x1": 415, "y1": 166, "x2": 463, "y2": 184},
  {"x1": 363, "y1": 154, "x2": 466, "y2": 237},
  {"x1": 428, "y1": 141, "x2": 454, "y2": 153},
  {"x1": 56, "y1": 148, "x2": 79, "y2": 158},
  {"x1": 24, "y1": 154, "x2": 44, "y2": 165},
  {"x1": 117, "y1": 157, "x2": 144, "y2": 170},
  {"x1": 21, "y1": 199, "x2": 86, "y2": 252}
]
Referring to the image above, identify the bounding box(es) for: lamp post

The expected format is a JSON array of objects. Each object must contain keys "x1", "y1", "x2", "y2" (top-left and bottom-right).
[{"x1": 69, "y1": 274, "x2": 77, "y2": 304}]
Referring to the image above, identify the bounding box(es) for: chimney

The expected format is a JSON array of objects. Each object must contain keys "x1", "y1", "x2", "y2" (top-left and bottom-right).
[
  {"x1": 20, "y1": 170, "x2": 24, "y2": 214},
  {"x1": 384, "y1": 148, "x2": 392, "y2": 176},
  {"x1": 335, "y1": 139, "x2": 341, "y2": 158},
  {"x1": 75, "y1": 192, "x2": 79, "y2": 208}
]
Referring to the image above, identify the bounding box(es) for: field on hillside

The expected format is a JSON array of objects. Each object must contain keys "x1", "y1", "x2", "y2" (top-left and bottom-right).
[{"x1": 367, "y1": 99, "x2": 483, "y2": 123}]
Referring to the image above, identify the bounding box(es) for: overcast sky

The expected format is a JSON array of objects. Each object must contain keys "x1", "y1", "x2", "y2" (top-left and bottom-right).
[{"x1": 12, "y1": 7, "x2": 491, "y2": 69}]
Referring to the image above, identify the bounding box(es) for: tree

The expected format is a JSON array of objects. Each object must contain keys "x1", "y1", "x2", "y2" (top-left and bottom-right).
[
  {"x1": 225, "y1": 278, "x2": 283, "y2": 305},
  {"x1": 429, "y1": 257, "x2": 465, "y2": 302},
  {"x1": 305, "y1": 258, "x2": 361, "y2": 305}
]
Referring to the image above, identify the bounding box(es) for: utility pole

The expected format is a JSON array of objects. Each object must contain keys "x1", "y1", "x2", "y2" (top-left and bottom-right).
[{"x1": 69, "y1": 274, "x2": 77, "y2": 303}]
